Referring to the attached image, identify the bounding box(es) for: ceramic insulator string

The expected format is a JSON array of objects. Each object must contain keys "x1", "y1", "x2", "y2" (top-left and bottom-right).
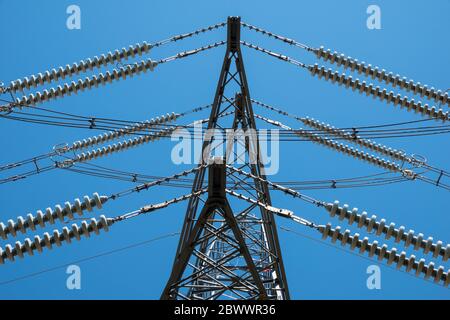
[
  {"x1": 0, "y1": 193, "x2": 107, "y2": 240},
  {"x1": 11, "y1": 60, "x2": 157, "y2": 108},
  {"x1": 8, "y1": 43, "x2": 152, "y2": 93},
  {"x1": 6, "y1": 21, "x2": 226, "y2": 93},
  {"x1": 0, "y1": 216, "x2": 113, "y2": 265},
  {"x1": 313, "y1": 47, "x2": 450, "y2": 108},
  {"x1": 70, "y1": 112, "x2": 179, "y2": 151},
  {"x1": 71, "y1": 128, "x2": 175, "y2": 163},
  {"x1": 299, "y1": 129, "x2": 409, "y2": 172},
  {"x1": 300, "y1": 116, "x2": 411, "y2": 163},
  {"x1": 325, "y1": 201, "x2": 450, "y2": 261},
  {"x1": 256, "y1": 114, "x2": 405, "y2": 173},
  {"x1": 308, "y1": 64, "x2": 449, "y2": 122},
  {"x1": 318, "y1": 223, "x2": 449, "y2": 286}
]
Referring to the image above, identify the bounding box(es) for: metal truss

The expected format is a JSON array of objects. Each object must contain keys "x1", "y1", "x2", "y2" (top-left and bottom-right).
[{"x1": 161, "y1": 16, "x2": 289, "y2": 300}]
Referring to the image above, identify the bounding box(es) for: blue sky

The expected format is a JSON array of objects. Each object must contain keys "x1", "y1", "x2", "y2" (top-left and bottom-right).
[{"x1": 0, "y1": 0, "x2": 449, "y2": 299}]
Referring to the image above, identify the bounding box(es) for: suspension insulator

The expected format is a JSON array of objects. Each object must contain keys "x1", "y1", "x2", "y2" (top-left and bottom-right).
[
  {"x1": 0, "y1": 193, "x2": 107, "y2": 240},
  {"x1": 313, "y1": 46, "x2": 450, "y2": 108},
  {"x1": 13, "y1": 60, "x2": 157, "y2": 108},
  {"x1": 296, "y1": 129, "x2": 403, "y2": 172},
  {"x1": 325, "y1": 201, "x2": 449, "y2": 261},
  {"x1": 70, "y1": 113, "x2": 179, "y2": 151},
  {"x1": 0, "y1": 216, "x2": 113, "y2": 265},
  {"x1": 318, "y1": 223, "x2": 449, "y2": 286},
  {"x1": 8, "y1": 42, "x2": 152, "y2": 93},
  {"x1": 308, "y1": 64, "x2": 449, "y2": 122},
  {"x1": 73, "y1": 128, "x2": 175, "y2": 163},
  {"x1": 301, "y1": 117, "x2": 410, "y2": 163}
]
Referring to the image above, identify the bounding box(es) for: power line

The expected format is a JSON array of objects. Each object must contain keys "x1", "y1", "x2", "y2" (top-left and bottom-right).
[
  {"x1": 0, "y1": 232, "x2": 180, "y2": 286},
  {"x1": 1, "y1": 16, "x2": 448, "y2": 297}
]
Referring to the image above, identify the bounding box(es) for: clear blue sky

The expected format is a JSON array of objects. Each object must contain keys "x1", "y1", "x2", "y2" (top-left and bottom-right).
[{"x1": 0, "y1": 0, "x2": 449, "y2": 299}]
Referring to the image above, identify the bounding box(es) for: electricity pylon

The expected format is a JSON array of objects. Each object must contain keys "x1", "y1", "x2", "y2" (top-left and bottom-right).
[{"x1": 161, "y1": 16, "x2": 289, "y2": 300}]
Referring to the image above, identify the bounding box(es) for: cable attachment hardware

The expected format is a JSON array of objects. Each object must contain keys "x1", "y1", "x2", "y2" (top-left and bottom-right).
[
  {"x1": 52, "y1": 143, "x2": 70, "y2": 155},
  {"x1": 0, "y1": 82, "x2": 6, "y2": 94},
  {"x1": 114, "y1": 190, "x2": 207, "y2": 222},
  {"x1": 225, "y1": 189, "x2": 316, "y2": 227}
]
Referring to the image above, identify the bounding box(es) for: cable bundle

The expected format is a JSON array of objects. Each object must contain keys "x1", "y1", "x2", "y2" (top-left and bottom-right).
[
  {"x1": 13, "y1": 59, "x2": 157, "y2": 108},
  {"x1": 324, "y1": 201, "x2": 449, "y2": 261},
  {"x1": 313, "y1": 46, "x2": 450, "y2": 108},
  {"x1": 301, "y1": 116, "x2": 410, "y2": 163},
  {"x1": 0, "y1": 193, "x2": 107, "y2": 240},
  {"x1": 0, "y1": 216, "x2": 113, "y2": 264},
  {"x1": 70, "y1": 112, "x2": 179, "y2": 151},
  {"x1": 308, "y1": 64, "x2": 449, "y2": 122},
  {"x1": 318, "y1": 223, "x2": 449, "y2": 286}
]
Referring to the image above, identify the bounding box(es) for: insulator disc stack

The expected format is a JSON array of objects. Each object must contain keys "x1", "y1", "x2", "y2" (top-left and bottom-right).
[
  {"x1": 73, "y1": 128, "x2": 175, "y2": 163},
  {"x1": 8, "y1": 42, "x2": 152, "y2": 93},
  {"x1": 324, "y1": 201, "x2": 449, "y2": 261},
  {"x1": 295, "y1": 129, "x2": 403, "y2": 172},
  {"x1": 313, "y1": 46, "x2": 450, "y2": 108},
  {"x1": 13, "y1": 60, "x2": 157, "y2": 108},
  {"x1": 0, "y1": 216, "x2": 114, "y2": 264},
  {"x1": 0, "y1": 193, "x2": 108, "y2": 240},
  {"x1": 318, "y1": 223, "x2": 449, "y2": 286},
  {"x1": 301, "y1": 116, "x2": 410, "y2": 163},
  {"x1": 308, "y1": 64, "x2": 449, "y2": 122},
  {"x1": 70, "y1": 112, "x2": 179, "y2": 151}
]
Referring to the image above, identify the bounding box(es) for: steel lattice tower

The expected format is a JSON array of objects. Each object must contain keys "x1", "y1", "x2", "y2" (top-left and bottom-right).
[
  {"x1": 1, "y1": 11, "x2": 449, "y2": 300},
  {"x1": 161, "y1": 17, "x2": 289, "y2": 300}
]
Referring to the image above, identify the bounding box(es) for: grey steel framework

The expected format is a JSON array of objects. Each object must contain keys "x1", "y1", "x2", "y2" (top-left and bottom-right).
[
  {"x1": 161, "y1": 17, "x2": 289, "y2": 300},
  {"x1": 1, "y1": 12, "x2": 449, "y2": 300}
]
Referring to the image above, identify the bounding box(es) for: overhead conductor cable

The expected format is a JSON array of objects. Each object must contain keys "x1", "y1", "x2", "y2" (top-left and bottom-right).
[{"x1": 67, "y1": 117, "x2": 213, "y2": 164}]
